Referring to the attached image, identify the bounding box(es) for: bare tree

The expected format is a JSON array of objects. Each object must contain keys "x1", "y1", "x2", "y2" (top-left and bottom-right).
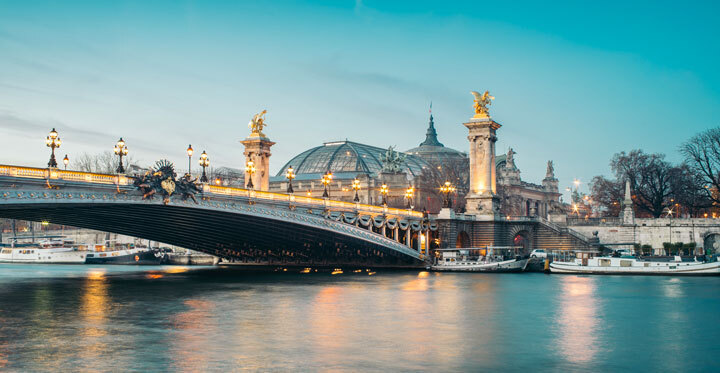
[
  {"x1": 74, "y1": 151, "x2": 137, "y2": 174},
  {"x1": 681, "y1": 127, "x2": 720, "y2": 205},
  {"x1": 590, "y1": 175, "x2": 624, "y2": 216},
  {"x1": 417, "y1": 157, "x2": 469, "y2": 213},
  {"x1": 670, "y1": 164, "x2": 713, "y2": 216}
]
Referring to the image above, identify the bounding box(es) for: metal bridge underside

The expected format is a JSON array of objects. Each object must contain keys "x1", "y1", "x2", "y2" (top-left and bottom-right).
[{"x1": 0, "y1": 203, "x2": 423, "y2": 268}]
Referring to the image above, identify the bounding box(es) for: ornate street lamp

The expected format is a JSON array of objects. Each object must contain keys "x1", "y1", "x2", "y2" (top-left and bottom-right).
[
  {"x1": 246, "y1": 160, "x2": 256, "y2": 189},
  {"x1": 286, "y1": 165, "x2": 295, "y2": 193},
  {"x1": 62, "y1": 155, "x2": 69, "y2": 170},
  {"x1": 321, "y1": 171, "x2": 333, "y2": 198},
  {"x1": 45, "y1": 128, "x2": 61, "y2": 168},
  {"x1": 352, "y1": 178, "x2": 361, "y2": 202},
  {"x1": 380, "y1": 183, "x2": 389, "y2": 206},
  {"x1": 186, "y1": 144, "x2": 194, "y2": 175},
  {"x1": 198, "y1": 151, "x2": 209, "y2": 183},
  {"x1": 113, "y1": 137, "x2": 128, "y2": 173},
  {"x1": 405, "y1": 186, "x2": 414, "y2": 209},
  {"x1": 440, "y1": 180, "x2": 455, "y2": 208}
]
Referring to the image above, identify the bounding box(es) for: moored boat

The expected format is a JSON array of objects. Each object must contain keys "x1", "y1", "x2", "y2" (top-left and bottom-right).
[
  {"x1": 84, "y1": 243, "x2": 163, "y2": 264},
  {"x1": 429, "y1": 247, "x2": 529, "y2": 272},
  {"x1": 550, "y1": 255, "x2": 720, "y2": 276},
  {"x1": 0, "y1": 239, "x2": 88, "y2": 264}
]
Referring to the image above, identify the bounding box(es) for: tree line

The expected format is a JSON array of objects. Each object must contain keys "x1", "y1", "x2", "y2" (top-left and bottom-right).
[{"x1": 590, "y1": 127, "x2": 720, "y2": 218}]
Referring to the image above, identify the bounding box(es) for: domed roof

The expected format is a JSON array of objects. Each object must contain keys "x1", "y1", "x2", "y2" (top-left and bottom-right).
[
  {"x1": 276, "y1": 140, "x2": 429, "y2": 179},
  {"x1": 405, "y1": 112, "x2": 467, "y2": 163}
]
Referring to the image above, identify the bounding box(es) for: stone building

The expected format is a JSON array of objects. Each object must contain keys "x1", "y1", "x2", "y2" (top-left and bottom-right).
[{"x1": 261, "y1": 110, "x2": 560, "y2": 216}]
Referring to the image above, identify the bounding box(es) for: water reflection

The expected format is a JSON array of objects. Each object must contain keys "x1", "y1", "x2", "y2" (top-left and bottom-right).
[
  {"x1": 169, "y1": 299, "x2": 215, "y2": 372},
  {"x1": 0, "y1": 265, "x2": 718, "y2": 371},
  {"x1": 80, "y1": 269, "x2": 110, "y2": 372},
  {"x1": 556, "y1": 276, "x2": 599, "y2": 365}
]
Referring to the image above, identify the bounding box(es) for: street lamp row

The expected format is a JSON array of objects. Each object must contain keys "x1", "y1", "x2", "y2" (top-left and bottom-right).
[
  {"x1": 43, "y1": 129, "x2": 443, "y2": 210},
  {"x1": 45, "y1": 128, "x2": 129, "y2": 173}
]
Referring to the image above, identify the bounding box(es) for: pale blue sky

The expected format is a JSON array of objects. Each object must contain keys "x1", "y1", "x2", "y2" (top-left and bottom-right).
[{"x1": 1, "y1": 0, "x2": 718, "y2": 199}]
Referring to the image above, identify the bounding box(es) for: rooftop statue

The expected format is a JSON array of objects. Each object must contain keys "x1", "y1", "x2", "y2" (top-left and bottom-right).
[
  {"x1": 248, "y1": 110, "x2": 268, "y2": 137},
  {"x1": 546, "y1": 160, "x2": 555, "y2": 179},
  {"x1": 380, "y1": 146, "x2": 407, "y2": 174},
  {"x1": 470, "y1": 90, "x2": 494, "y2": 118},
  {"x1": 506, "y1": 148, "x2": 516, "y2": 169}
]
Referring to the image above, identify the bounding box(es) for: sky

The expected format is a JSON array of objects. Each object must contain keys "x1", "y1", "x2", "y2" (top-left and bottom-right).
[{"x1": 1, "y1": 0, "x2": 719, "y2": 200}]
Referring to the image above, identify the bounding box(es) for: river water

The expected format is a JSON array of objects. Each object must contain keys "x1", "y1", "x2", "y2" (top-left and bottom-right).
[{"x1": 0, "y1": 264, "x2": 718, "y2": 372}]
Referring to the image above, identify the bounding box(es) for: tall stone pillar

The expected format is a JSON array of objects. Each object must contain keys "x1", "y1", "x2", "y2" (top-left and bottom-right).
[
  {"x1": 464, "y1": 116, "x2": 501, "y2": 220},
  {"x1": 241, "y1": 110, "x2": 275, "y2": 191},
  {"x1": 621, "y1": 180, "x2": 635, "y2": 225}
]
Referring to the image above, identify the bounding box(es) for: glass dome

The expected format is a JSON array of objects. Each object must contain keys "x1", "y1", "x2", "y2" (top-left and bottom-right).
[
  {"x1": 276, "y1": 140, "x2": 429, "y2": 179},
  {"x1": 405, "y1": 113, "x2": 467, "y2": 165}
]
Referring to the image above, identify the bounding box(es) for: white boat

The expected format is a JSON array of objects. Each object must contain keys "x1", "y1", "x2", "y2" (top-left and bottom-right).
[
  {"x1": 429, "y1": 247, "x2": 529, "y2": 272},
  {"x1": 550, "y1": 255, "x2": 720, "y2": 276},
  {"x1": 0, "y1": 239, "x2": 88, "y2": 264}
]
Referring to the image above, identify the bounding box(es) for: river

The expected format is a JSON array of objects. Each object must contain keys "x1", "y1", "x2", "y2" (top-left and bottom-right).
[{"x1": 0, "y1": 264, "x2": 718, "y2": 372}]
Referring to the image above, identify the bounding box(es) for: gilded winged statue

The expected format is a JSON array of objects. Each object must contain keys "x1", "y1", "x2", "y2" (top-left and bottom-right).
[
  {"x1": 249, "y1": 110, "x2": 268, "y2": 136},
  {"x1": 470, "y1": 90, "x2": 494, "y2": 117}
]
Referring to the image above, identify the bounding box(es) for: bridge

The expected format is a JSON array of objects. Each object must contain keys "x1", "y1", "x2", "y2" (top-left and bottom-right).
[{"x1": 0, "y1": 165, "x2": 435, "y2": 267}]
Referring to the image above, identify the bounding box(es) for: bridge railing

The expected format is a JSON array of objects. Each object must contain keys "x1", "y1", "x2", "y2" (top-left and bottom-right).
[
  {"x1": 0, "y1": 165, "x2": 130, "y2": 185},
  {"x1": 205, "y1": 184, "x2": 422, "y2": 218},
  {"x1": 0, "y1": 164, "x2": 422, "y2": 218}
]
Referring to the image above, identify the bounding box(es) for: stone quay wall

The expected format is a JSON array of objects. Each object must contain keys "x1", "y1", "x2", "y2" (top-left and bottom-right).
[{"x1": 567, "y1": 218, "x2": 720, "y2": 254}]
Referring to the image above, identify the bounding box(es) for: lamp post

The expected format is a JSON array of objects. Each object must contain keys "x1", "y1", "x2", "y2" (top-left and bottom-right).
[
  {"x1": 440, "y1": 180, "x2": 455, "y2": 208},
  {"x1": 405, "y1": 186, "x2": 414, "y2": 209},
  {"x1": 352, "y1": 178, "x2": 361, "y2": 202},
  {"x1": 246, "y1": 160, "x2": 256, "y2": 189},
  {"x1": 380, "y1": 183, "x2": 389, "y2": 206},
  {"x1": 62, "y1": 155, "x2": 69, "y2": 170},
  {"x1": 285, "y1": 165, "x2": 295, "y2": 193},
  {"x1": 198, "y1": 151, "x2": 209, "y2": 183},
  {"x1": 113, "y1": 138, "x2": 128, "y2": 173},
  {"x1": 45, "y1": 128, "x2": 61, "y2": 168},
  {"x1": 322, "y1": 171, "x2": 333, "y2": 198},
  {"x1": 186, "y1": 144, "x2": 194, "y2": 175}
]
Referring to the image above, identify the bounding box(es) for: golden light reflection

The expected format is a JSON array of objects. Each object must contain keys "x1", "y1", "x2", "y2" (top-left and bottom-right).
[
  {"x1": 169, "y1": 299, "x2": 214, "y2": 372},
  {"x1": 81, "y1": 269, "x2": 110, "y2": 372},
  {"x1": 0, "y1": 318, "x2": 8, "y2": 369},
  {"x1": 146, "y1": 273, "x2": 164, "y2": 279},
  {"x1": 164, "y1": 266, "x2": 190, "y2": 274},
  {"x1": 310, "y1": 286, "x2": 345, "y2": 362},
  {"x1": 556, "y1": 276, "x2": 599, "y2": 365}
]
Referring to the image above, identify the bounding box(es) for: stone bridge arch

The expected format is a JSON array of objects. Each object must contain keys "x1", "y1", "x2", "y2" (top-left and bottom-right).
[
  {"x1": 456, "y1": 230, "x2": 471, "y2": 248},
  {"x1": 508, "y1": 224, "x2": 534, "y2": 254},
  {"x1": 703, "y1": 232, "x2": 720, "y2": 255}
]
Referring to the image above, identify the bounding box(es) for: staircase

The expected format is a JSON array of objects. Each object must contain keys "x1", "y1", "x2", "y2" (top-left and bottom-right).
[{"x1": 534, "y1": 218, "x2": 592, "y2": 251}]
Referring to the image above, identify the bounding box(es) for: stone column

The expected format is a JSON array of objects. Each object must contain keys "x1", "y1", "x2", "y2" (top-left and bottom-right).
[
  {"x1": 240, "y1": 135, "x2": 275, "y2": 191},
  {"x1": 621, "y1": 180, "x2": 635, "y2": 225},
  {"x1": 464, "y1": 117, "x2": 501, "y2": 220}
]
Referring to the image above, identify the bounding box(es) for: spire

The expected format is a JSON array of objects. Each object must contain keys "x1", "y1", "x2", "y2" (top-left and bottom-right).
[
  {"x1": 419, "y1": 102, "x2": 444, "y2": 147},
  {"x1": 624, "y1": 180, "x2": 632, "y2": 205}
]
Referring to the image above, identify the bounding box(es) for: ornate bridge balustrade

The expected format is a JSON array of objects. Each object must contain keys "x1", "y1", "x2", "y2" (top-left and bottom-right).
[{"x1": 0, "y1": 165, "x2": 434, "y2": 267}]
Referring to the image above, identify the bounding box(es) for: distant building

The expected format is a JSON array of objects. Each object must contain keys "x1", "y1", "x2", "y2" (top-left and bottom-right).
[{"x1": 260, "y1": 110, "x2": 560, "y2": 215}]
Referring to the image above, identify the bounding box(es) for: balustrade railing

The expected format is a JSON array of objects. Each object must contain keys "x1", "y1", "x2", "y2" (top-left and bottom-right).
[{"x1": 0, "y1": 165, "x2": 423, "y2": 218}]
